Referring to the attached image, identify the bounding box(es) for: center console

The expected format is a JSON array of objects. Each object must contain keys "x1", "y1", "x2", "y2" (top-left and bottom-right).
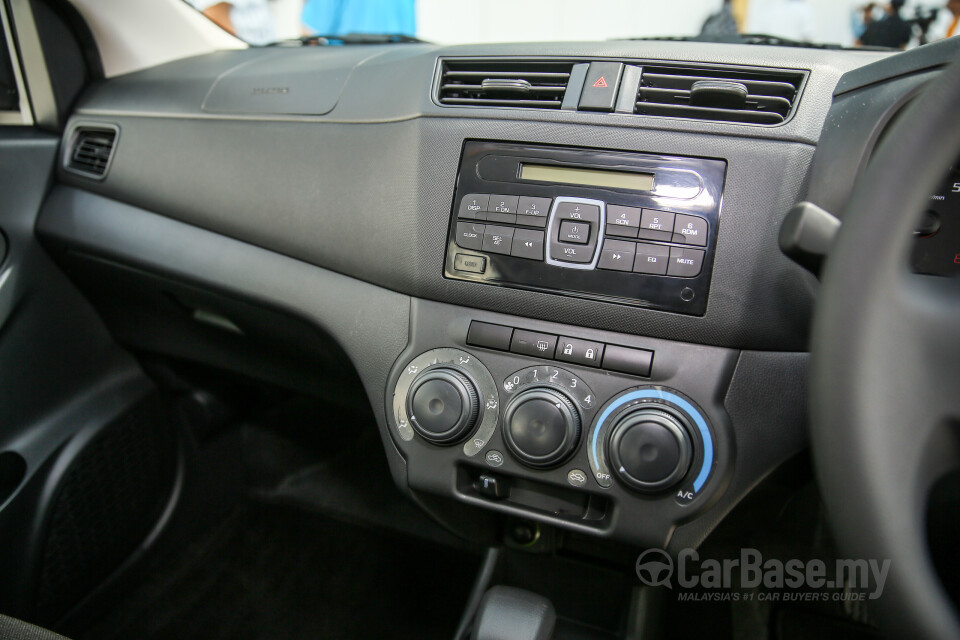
[{"x1": 385, "y1": 142, "x2": 803, "y2": 550}]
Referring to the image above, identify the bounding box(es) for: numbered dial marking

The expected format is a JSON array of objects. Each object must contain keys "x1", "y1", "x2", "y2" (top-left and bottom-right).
[{"x1": 501, "y1": 365, "x2": 597, "y2": 410}]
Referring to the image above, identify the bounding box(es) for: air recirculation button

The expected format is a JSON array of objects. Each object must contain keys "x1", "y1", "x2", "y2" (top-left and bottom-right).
[
  {"x1": 407, "y1": 368, "x2": 481, "y2": 445},
  {"x1": 608, "y1": 408, "x2": 692, "y2": 492}
]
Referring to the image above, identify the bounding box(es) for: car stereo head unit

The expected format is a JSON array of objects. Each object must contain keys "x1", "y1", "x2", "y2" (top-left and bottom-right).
[{"x1": 444, "y1": 141, "x2": 726, "y2": 316}]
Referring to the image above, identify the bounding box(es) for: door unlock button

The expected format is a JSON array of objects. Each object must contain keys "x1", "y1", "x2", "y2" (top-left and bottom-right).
[{"x1": 556, "y1": 337, "x2": 604, "y2": 368}]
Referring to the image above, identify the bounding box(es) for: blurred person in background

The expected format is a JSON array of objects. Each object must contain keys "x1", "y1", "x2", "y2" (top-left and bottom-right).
[
  {"x1": 302, "y1": 0, "x2": 415, "y2": 36},
  {"x1": 188, "y1": 0, "x2": 278, "y2": 44},
  {"x1": 858, "y1": 0, "x2": 912, "y2": 49},
  {"x1": 850, "y1": 3, "x2": 879, "y2": 40},
  {"x1": 927, "y1": 0, "x2": 960, "y2": 39},
  {"x1": 746, "y1": 0, "x2": 816, "y2": 43},
  {"x1": 701, "y1": 0, "x2": 739, "y2": 37}
]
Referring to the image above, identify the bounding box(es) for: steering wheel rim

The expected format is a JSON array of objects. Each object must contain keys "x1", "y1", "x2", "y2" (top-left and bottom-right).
[{"x1": 811, "y1": 53, "x2": 960, "y2": 638}]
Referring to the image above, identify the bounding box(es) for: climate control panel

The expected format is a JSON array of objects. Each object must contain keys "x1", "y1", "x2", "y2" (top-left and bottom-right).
[{"x1": 386, "y1": 306, "x2": 736, "y2": 548}]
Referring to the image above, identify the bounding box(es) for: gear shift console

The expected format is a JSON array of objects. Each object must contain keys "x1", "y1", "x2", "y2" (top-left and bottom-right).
[{"x1": 474, "y1": 586, "x2": 556, "y2": 640}]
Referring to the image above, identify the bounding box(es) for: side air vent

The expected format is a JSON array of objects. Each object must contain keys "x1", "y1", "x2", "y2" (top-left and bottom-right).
[
  {"x1": 64, "y1": 124, "x2": 118, "y2": 179},
  {"x1": 437, "y1": 59, "x2": 574, "y2": 110},
  {"x1": 636, "y1": 65, "x2": 805, "y2": 125}
]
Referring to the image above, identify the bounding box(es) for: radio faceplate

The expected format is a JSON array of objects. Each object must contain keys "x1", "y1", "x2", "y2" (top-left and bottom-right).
[{"x1": 444, "y1": 141, "x2": 727, "y2": 316}]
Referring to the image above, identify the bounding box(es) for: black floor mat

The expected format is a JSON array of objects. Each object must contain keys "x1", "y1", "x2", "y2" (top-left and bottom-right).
[{"x1": 81, "y1": 502, "x2": 480, "y2": 640}]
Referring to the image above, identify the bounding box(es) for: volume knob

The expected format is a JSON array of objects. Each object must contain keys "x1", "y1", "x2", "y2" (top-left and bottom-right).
[{"x1": 406, "y1": 368, "x2": 481, "y2": 445}]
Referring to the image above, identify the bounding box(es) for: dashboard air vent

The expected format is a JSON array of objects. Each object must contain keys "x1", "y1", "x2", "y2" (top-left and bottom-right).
[
  {"x1": 65, "y1": 126, "x2": 118, "y2": 179},
  {"x1": 636, "y1": 65, "x2": 805, "y2": 125},
  {"x1": 438, "y1": 59, "x2": 574, "y2": 110}
]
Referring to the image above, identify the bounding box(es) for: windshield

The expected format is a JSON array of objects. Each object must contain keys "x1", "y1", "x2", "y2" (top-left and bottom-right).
[{"x1": 185, "y1": 0, "x2": 960, "y2": 50}]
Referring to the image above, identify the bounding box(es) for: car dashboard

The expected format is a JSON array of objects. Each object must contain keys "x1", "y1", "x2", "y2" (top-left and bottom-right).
[{"x1": 33, "y1": 37, "x2": 960, "y2": 552}]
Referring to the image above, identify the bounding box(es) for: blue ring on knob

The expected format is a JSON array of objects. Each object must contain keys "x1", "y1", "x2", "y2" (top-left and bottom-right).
[{"x1": 592, "y1": 389, "x2": 713, "y2": 493}]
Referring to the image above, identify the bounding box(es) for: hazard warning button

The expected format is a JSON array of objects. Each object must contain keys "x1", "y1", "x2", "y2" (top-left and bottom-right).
[{"x1": 578, "y1": 62, "x2": 623, "y2": 112}]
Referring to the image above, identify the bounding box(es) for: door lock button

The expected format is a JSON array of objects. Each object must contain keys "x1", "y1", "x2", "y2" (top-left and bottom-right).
[{"x1": 556, "y1": 337, "x2": 604, "y2": 368}]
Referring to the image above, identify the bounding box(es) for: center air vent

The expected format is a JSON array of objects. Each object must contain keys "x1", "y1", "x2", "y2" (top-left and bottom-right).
[
  {"x1": 437, "y1": 59, "x2": 573, "y2": 110},
  {"x1": 636, "y1": 65, "x2": 805, "y2": 125},
  {"x1": 64, "y1": 125, "x2": 118, "y2": 180}
]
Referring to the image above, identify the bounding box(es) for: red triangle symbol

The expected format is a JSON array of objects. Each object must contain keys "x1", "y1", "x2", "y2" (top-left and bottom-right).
[{"x1": 592, "y1": 76, "x2": 608, "y2": 88}]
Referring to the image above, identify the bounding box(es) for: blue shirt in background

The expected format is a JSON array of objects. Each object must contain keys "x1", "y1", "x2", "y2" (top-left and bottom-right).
[{"x1": 302, "y1": 0, "x2": 416, "y2": 36}]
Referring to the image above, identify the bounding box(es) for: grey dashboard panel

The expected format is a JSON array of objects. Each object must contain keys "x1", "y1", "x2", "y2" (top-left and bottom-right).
[
  {"x1": 804, "y1": 39, "x2": 960, "y2": 219},
  {"x1": 202, "y1": 47, "x2": 383, "y2": 116},
  {"x1": 806, "y1": 69, "x2": 937, "y2": 218},
  {"x1": 833, "y1": 36, "x2": 960, "y2": 96},
  {"x1": 36, "y1": 186, "x2": 412, "y2": 483},
  {"x1": 73, "y1": 41, "x2": 888, "y2": 144},
  {"x1": 56, "y1": 113, "x2": 817, "y2": 351},
  {"x1": 54, "y1": 43, "x2": 895, "y2": 352}
]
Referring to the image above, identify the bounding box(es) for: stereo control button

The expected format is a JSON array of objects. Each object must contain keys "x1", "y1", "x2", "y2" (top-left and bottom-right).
[
  {"x1": 555, "y1": 202, "x2": 600, "y2": 225},
  {"x1": 486, "y1": 212, "x2": 517, "y2": 224},
  {"x1": 482, "y1": 225, "x2": 515, "y2": 255},
  {"x1": 598, "y1": 240, "x2": 636, "y2": 272},
  {"x1": 667, "y1": 247, "x2": 705, "y2": 277},
  {"x1": 518, "y1": 196, "x2": 552, "y2": 218},
  {"x1": 606, "y1": 223, "x2": 638, "y2": 238},
  {"x1": 634, "y1": 243, "x2": 670, "y2": 275},
  {"x1": 517, "y1": 214, "x2": 548, "y2": 228},
  {"x1": 454, "y1": 253, "x2": 486, "y2": 274},
  {"x1": 607, "y1": 205, "x2": 643, "y2": 228},
  {"x1": 510, "y1": 330, "x2": 557, "y2": 358},
  {"x1": 559, "y1": 220, "x2": 590, "y2": 244},
  {"x1": 553, "y1": 244, "x2": 593, "y2": 263},
  {"x1": 456, "y1": 222, "x2": 485, "y2": 251},
  {"x1": 459, "y1": 194, "x2": 489, "y2": 220},
  {"x1": 488, "y1": 194, "x2": 520, "y2": 214},
  {"x1": 638, "y1": 209, "x2": 675, "y2": 241},
  {"x1": 511, "y1": 229, "x2": 545, "y2": 260},
  {"x1": 673, "y1": 214, "x2": 708, "y2": 247}
]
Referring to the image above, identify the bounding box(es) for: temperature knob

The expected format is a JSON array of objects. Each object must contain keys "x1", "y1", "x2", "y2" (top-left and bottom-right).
[{"x1": 607, "y1": 407, "x2": 692, "y2": 492}]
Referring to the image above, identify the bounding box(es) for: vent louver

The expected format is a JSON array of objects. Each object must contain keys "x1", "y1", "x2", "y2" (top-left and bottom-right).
[
  {"x1": 437, "y1": 59, "x2": 574, "y2": 110},
  {"x1": 636, "y1": 65, "x2": 804, "y2": 125},
  {"x1": 65, "y1": 126, "x2": 118, "y2": 179}
]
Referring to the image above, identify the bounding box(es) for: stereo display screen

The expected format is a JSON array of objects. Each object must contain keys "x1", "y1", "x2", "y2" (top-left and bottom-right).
[{"x1": 520, "y1": 164, "x2": 655, "y2": 192}]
